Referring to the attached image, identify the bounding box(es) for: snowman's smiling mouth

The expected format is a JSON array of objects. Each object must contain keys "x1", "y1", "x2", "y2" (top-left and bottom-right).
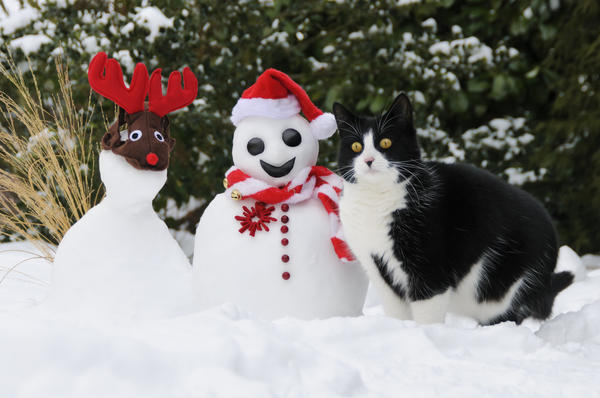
[{"x1": 260, "y1": 158, "x2": 296, "y2": 178}]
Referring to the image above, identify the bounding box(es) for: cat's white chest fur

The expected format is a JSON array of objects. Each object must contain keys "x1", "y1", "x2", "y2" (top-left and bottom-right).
[
  {"x1": 338, "y1": 130, "x2": 413, "y2": 319},
  {"x1": 340, "y1": 177, "x2": 413, "y2": 319}
]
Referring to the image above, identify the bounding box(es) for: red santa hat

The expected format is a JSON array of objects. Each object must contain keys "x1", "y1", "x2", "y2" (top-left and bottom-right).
[{"x1": 231, "y1": 69, "x2": 337, "y2": 140}]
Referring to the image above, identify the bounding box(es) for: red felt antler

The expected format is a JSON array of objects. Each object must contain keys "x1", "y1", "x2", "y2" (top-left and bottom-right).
[
  {"x1": 88, "y1": 52, "x2": 149, "y2": 114},
  {"x1": 148, "y1": 67, "x2": 198, "y2": 117}
]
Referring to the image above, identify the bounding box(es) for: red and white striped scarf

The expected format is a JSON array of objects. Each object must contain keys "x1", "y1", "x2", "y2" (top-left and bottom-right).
[{"x1": 225, "y1": 166, "x2": 355, "y2": 262}]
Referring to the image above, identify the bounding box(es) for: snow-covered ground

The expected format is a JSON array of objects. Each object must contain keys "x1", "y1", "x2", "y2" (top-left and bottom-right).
[{"x1": 1, "y1": 242, "x2": 599, "y2": 398}]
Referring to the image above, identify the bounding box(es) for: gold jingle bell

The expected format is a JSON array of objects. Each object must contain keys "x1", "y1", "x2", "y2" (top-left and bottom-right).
[
  {"x1": 231, "y1": 189, "x2": 242, "y2": 201},
  {"x1": 223, "y1": 178, "x2": 229, "y2": 189}
]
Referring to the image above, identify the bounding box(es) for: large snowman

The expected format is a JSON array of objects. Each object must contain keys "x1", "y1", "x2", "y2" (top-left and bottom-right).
[
  {"x1": 48, "y1": 53, "x2": 197, "y2": 320},
  {"x1": 193, "y1": 69, "x2": 368, "y2": 319}
]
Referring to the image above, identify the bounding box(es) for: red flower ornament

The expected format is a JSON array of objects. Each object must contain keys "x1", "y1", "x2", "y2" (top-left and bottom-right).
[{"x1": 235, "y1": 202, "x2": 277, "y2": 237}]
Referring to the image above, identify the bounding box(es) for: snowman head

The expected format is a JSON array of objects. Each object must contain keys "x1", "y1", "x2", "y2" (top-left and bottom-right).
[
  {"x1": 230, "y1": 69, "x2": 337, "y2": 186},
  {"x1": 232, "y1": 115, "x2": 318, "y2": 186}
]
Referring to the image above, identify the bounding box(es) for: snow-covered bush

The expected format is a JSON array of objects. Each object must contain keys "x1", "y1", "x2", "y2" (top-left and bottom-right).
[{"x1": 0, "y1": 0, "x2": 598, "y2": 253}]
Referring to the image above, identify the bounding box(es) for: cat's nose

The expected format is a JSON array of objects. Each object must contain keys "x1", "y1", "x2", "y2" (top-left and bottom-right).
[{"x1": 364, "y1": 157, "x2": 374, "y2": 167}]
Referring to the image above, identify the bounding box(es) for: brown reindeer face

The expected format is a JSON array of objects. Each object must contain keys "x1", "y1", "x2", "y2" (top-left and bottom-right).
[
  {"x1": 102, "y1": 107, "x2": 175, "y2": 171},
  {"x1": 88, "y1": 52, "x2": 197, "y2": 172}
]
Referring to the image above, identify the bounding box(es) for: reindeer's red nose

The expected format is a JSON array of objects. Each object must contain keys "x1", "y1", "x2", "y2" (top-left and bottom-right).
[{"x1": 146, "y1": 152, "x2": 159, "y2": 166}]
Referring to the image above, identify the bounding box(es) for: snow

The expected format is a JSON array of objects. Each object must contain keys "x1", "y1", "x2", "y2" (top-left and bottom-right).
[
  {"x1": 48, "y1": 150, "x2": 193, "y2": 321},
  {"x1": 462, "y1": 117, "x2": 535, "y2": 164},
  {"x1": 349, "y1": 31, "x2": 365, "y2": 40},
  {"x1": 0, "y1": 0, "x2": 40, "y2": 35},
  {"x1": 504, "y1": 167, "x2": 538, "y2": 186},
  {"x1": 260, "y1": 31, "x2": 290, "y2": 48},
  {"x1": 467, "y1": 44, "x2": 493, "y2": 65},
  {"x1": 429, "y1": 37, "x2": 494, "y2": 65},
  {"x1": 429, "y1": 41, "x2": 451, "y2": 56},
  {"x1": 133, "y1": 6, "x2": 174, "y2": 42},
  {"x1": 421, "y1": 18, "x2": 437, "y2": 31},
  {"x1": 113, "y1": 49, "x2": 135, "y2": 73},
  {"x1": 1, "y1": 241, "x2": 600, "y2": 396},
  {"x1": 556, "y1": 246, "x2": 587, "y2": 282},
  {"x1": 582, "y1": 254, "x2": 600, "y2": 270},
  {"x1": 10, "y1": 34, "x2": 51, "y2": 55},
  {"x1": 537, "y1": 302, "x2": 600, "y2": 346},
  {"x1": 308, "y1": 56, "x2": 328, "y2": 71},
  {"x1": 80, "y1": 36, "x2": 100, "y2": 53},
  {"x1": 396, "y1": 0, "x2": 421, "y2": 5}
]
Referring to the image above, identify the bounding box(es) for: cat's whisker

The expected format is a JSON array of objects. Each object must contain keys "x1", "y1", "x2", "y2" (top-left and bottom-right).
[{"x1": 332, "y1": 165, "x2": 353, "y2": 174}]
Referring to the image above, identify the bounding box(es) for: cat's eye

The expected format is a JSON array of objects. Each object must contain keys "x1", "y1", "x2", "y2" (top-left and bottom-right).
[
  {"x1": 351, "y1": 142, "x2": 363, "y2": 153},
  {"x1": 380, "y1": 138, "x2": 392, "y2": 149},
  {"x1": 247, "y1": 137, "x2": 265, "y2": 155}
]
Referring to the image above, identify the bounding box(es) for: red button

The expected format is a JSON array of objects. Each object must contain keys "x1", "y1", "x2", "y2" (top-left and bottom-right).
[
  {"x1": 282, "y1": 272, "x2": 290, "y2": 280},
  {"x1": 281, "y1": 226, "x2": 288, "y2": 233},
  {"x1": 281, "y1": 215, "x2": 289, "y2": 223},
  {"x1": 281, "y1": 204, "x2": 289, "y2": 212},
  {"x1": 281, "y1": 238, "x2": 289, "y2": 246},
  {"x1": 282, "y1": 254, "x2": 289, "y2": 263}
]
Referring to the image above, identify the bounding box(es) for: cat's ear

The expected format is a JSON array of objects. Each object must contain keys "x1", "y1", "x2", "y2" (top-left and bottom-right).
[
  {"x1": 332, "y1": 102, "x2": 355, "y2": 134},
  {"x1": 386, "y1": 93, "x2": 413, "y2": 125}
]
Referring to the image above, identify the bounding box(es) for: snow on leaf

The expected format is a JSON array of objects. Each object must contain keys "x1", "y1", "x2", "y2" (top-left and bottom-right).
[
  {"x1": 133, "y1": 6, "x2": 174, "y2": 43},
  {"x1": 10, "y1": 34, "x2": 51, "y2": 55},
  {"x1": 0, "y1": 0, "x2": 40, "y2": 35}
]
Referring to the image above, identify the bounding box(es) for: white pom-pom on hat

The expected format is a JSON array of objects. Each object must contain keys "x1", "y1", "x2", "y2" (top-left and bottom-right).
[
  {"x1": 230, "y1": 69, "x2": 337, "y2": 140},
  {"x1": 309, "y1": 112, "x2": 337, "y2": 139}
]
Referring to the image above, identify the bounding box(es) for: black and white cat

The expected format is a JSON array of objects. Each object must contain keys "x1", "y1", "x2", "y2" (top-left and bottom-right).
[{"x1": 333, "y1": 94, "x2": 573, "y2": 325}]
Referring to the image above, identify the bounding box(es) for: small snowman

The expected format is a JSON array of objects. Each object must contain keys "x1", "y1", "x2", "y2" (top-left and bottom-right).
[
  {"x1": 193, "y1": 69, "x2": 367, "y2": 319},
  {"x1": 49, "y1": 53, "x2": 198, "y2": 320}
]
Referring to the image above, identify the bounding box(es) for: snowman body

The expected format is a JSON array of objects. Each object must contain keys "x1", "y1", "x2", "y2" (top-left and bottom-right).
[
  {"x1": 194, "y1": 193, "x2": 367, "y2": 319},
  {"x1": 50, "y1": 150, "x2": 193, "y2": 319},
  {"x1": 193, "y1": 114, "x2": 368, "y2": 319}
]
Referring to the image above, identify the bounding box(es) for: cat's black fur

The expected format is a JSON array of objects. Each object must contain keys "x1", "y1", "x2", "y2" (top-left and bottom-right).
[{"x1": 334, "y1": 94, "x2": 573, "y2": 324}]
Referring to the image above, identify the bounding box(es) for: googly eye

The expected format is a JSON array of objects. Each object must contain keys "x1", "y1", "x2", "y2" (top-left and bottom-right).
[
  {"x1": 351, "y1": 142, "x2": 363, "y2": 153},
  {"x1": 129, "y1": 130, "x2": 142, "y2": 141},
  {"x1": 154, "y1": 131, "x2": 165, "y2": 142},
  {"x1": 380, "y1": 138, "x2": 392, "y2": 149}
]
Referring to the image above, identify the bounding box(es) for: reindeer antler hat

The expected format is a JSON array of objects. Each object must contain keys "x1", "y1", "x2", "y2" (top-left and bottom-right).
[
  {"x1": 88, "y1": 52, "x2": 198, "y2": 171},
  {"x1": 88, "y1": 52, "x2": 198, "y2": 117}
]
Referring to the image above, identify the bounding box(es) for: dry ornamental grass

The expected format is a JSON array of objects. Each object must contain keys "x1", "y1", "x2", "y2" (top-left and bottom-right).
[{"x1": 0, "y1": 54, "x2": 102, "y2": 265}]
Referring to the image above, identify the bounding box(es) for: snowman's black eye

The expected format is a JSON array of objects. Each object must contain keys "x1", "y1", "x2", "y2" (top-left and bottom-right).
[
  {"x1": 247, "y1": 137, "x2": 265, "y2": 155},
  {"x1": 282, "y1": 129, "x2": 301, "y2": 147}
]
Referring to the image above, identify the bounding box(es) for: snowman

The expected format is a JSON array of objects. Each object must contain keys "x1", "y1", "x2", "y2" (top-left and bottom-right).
[
  {"x1": 193, "y1": 69, "x2": 368, "y2": 319},
  {"x1": 48, "y1": 53, "x2": 198, "y2": 320}
]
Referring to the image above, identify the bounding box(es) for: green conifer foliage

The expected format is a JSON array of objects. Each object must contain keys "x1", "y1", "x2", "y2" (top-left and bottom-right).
[
  {"x1": 0, "y1": 0, "x2": 597, "y2": 253},
  {"x1": 530, "y1": 0, "x2": 600, "y2": 253}
]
